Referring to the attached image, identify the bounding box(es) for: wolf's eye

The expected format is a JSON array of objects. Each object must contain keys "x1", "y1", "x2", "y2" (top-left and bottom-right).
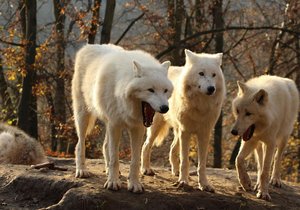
[
  {"x1": 212, "y1": 73, "x2": 216, "y2": 77},
  {"x1": 164, "y1": 89, "x2": 168, "y2": 93},
  {"x1": 245, "y1": 111, "x2": 252, "y2": 116},
  {"x1": 199, "y1": 72, "x2": 204, "y2": 76},
  {"x1": 148, "y1": 88, "x2": 155, "y2": 93}
]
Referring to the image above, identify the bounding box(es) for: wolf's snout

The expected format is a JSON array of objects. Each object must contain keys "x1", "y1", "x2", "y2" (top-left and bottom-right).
[
  {"x1": 159, "y1": 105, "x2": 169, "y2": 113},
  {"x1": 207, "y1": 86, "x2": 215, "y2": 95},
  {"x1": 231, "y1": 129, "x2": 238, "y2": 136}
]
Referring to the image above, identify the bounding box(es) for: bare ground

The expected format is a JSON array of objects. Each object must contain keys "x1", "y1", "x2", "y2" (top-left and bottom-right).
[{"x1": 0, "y1": 158, "x2": 300, "y2": 210}]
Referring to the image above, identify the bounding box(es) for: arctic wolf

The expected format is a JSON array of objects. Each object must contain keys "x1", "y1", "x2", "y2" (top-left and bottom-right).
[
  {"x1": 231, "y1": 75, "x2": 299, "y2": 200},
  {"x1": 72, "y1": 44, "x2": 173, "y2": 193},
  {"x1": 141, "y1": 50, "x2": 226, "y2": 192},
  {"x1": 0, "y1": 123, "x2": 47, "y2": 165}
]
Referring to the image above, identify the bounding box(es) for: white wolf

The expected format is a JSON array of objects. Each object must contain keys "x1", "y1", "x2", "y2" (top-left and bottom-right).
[
  {"x1": 141, "y1": 50, "x2": 226, "y2": 192},
  {"x1": 231, "y1": 75, "x2": 299, "y2": 200},
  {"x1": 0, "y1": 123, "x2": 47, "y2": 165},
  {"x1": 72, "y1": 44, "x2": 173, "y2": 193}
]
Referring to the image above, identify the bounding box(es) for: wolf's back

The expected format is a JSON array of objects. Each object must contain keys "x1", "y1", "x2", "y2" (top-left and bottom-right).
[{"x1": 0, "y1": 123, "x2": 47, "y2": 165}]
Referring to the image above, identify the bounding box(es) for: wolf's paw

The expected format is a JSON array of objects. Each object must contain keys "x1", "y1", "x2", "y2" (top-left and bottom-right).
[
  {"x1": 173, "y1": 181, "x2": 193, "y2": 191},
  {"x1": 142, "y1": 168, "x2": 155, "y2": 176},
  {"x1": 75, "y1": 169, "x2": 90, "y2": 178},
  {"x1": 104, "y1": 179, "x2": 122, "y2": 191},
  {"x1": 270, "y1": 177, "x2": 282, "y2": 188},
  {"x1": 128, "y1": 180, "x2": 144, "y2": 193},
  {"x1": 256, "y1": 190, "x2": 271, "y2": 201},
  {"x1": 199, "y1": 183, "x2": 215, "y2": 193}
]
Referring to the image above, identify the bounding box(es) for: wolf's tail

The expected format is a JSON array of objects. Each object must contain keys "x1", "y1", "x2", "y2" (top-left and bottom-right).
[
  {"x1": 85, "y1": 115, "x2": 97, "y2": 136},
  {"x1": 0, "y1": 124, "x2": 47, "y2": 165},
  {"x1": 154, "y1": 122, "x2": 170, "y2": 147}
]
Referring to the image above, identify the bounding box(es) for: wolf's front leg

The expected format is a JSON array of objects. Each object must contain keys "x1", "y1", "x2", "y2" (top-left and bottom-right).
[
  {"x1": 104, "y1": 124, "x2": 122, "y2": 191},
  {"x1": 197, "y1": 131, "x2": 214, "y2": 192},
  {"x1": 236, "y1": 140, "x2": 257, "y2": 191},
  {"x1": 178, "y1": 130, "x2": 190, "y2": 186},
  {"x1": 256, "y1": 143, "x2": 275, "y2": 201},
  {"x1": 254, "y1": 143, "x2": 263, "y2": 191},
  {"x1": 128, "y1": 126, "x2": 145, "y2": 193}
]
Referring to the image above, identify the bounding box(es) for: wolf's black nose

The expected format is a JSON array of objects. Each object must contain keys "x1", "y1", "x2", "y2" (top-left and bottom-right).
[
  {"x1": 207, "y1": 86, "x2": 215, "y2": 95},
  {"x1": 231, "y1": 129, "x2": 238, "y2": 136},
  {"x1": 160, "y1": 105, "x2": 169, "y2": 113}
]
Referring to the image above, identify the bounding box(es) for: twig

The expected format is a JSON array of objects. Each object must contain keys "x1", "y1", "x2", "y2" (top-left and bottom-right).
[{"x1": 30, "y1": 161, "x2": 68, "y2": 171}]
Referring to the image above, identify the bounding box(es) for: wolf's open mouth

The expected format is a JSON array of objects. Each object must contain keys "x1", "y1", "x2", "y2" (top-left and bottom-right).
[
  {"x1": 242, "y1": 124, "x2": 255, "y2": 141},
  {"x1": 142, "y1": 101, "x2": 155, "y2": 127}
]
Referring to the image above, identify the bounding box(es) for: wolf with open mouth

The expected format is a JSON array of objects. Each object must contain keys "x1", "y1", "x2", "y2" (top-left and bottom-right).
[
  {"x1": 231, "y1": 75, "x2": 299, "y2": 201},
  {"x1": 72, "y1": 44, "x2": 173, "y2": 193}
]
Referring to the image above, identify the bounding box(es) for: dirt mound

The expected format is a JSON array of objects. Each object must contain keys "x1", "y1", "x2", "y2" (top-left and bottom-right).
[{"x1": 0, "y1": 158, "x2": 299, "y2": 210}]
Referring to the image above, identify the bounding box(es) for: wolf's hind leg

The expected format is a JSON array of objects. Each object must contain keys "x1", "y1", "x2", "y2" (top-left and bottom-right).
[
  {"x1": 270, "y1": 137, "x2": 287, "y2": 188},
  {"x1": 141, "y1": 115, "x2": 168, "y2": 176},
  {"x1": 169, "y1": 127, "x2": 180, "y2": 176},
  {"x1": 74, "y1": 109, "x2": 92, "y2": 178}
]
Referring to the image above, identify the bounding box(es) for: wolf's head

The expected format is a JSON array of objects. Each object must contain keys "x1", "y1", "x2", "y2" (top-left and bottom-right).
[
  {"x1": 182, "y1": 50, "x2": 223, "y2": 97},
  {"x1": 126, "y1": 61, "x2": 173, "y2": 127},
  {"x1": 231, "y1": 81, "x2": 269, "y2": 141}
]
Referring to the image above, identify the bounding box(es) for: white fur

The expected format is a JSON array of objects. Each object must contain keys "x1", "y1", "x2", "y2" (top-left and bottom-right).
[
  {"x1": 232, "y1": 75, "x2": 299, "y2": 201},
  {"x1": 141, "y1": 50, "x2": 226, "y2": 192},
  {"x1": 72, "y1": 44, "x2": 173, "y2": 193},
  {"x1": 0, "y1": 123, "x2": 47, "y2": 165}
]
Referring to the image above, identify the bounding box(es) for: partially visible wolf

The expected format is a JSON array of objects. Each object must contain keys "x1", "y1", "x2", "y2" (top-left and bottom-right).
[
  {"x1": 0, "y1": 123, "x2": 47, "y2": 165},
  {"x1": 141, "y1": 50, "x2": 226, "y2": 192},
  {"x1": 231, "y1": 75, "x2": 299, "y2": 201},
  {"x1": 72, "y1": 44, "x2": 173, "y2": 193}
]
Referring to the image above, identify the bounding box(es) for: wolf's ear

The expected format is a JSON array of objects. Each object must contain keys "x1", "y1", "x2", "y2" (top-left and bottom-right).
[
  {"x1": 133, "y1": 61, "x2": 143, "y2": 78},
  {"x1": 254, "y1": 89, "x2": 268, "y2": 105},
  {"x1": 237, "y1": 81, "x2": 247, "y2": 95},
  {"x1": 161, "y1": 61, "x2": 171, "y2": 76},
  {"x1": 185, "y1": 49, "x2": 197, "y2": 64},
  {"x1": 215, "y1": 53, "x2": 223, "y2": 66}
]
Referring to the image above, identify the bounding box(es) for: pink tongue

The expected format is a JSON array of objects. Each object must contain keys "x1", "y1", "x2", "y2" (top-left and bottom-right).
[{"x1": 242, "y1": 127, "x2": 251, "y2": 141}]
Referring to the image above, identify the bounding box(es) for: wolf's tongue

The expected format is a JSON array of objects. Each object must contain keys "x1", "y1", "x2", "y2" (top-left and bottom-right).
[
  {"x1": 242, "y1": 124, "x2": 255, "y2": 141},
  {"x1": 142, "y1": 102, "x2": 155, "y2": 127}
]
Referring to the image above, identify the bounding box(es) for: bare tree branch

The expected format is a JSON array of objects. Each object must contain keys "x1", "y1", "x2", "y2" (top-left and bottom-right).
[
  {"x1": 0, "y1": 38, "x2": 25, "y2": 47},
  {"x1": 115, "y1": 12, "x2": 144, "y2": 45},
  {"x1": 156, "y1": 25, "x2": 300, "y2": 59}
]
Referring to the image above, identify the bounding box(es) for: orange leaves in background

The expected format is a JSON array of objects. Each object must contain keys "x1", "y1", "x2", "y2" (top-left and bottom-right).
[{"x1": 45, "y1": 148, "x2": 73, "y2": 158}]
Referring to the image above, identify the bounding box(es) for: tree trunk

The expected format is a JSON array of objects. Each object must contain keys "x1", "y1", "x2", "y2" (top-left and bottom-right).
[
  {"x1": 168, "y1": 0, "x2": 185, "y2": 66},
  {"x1": 53, "y1": 0, "x2": 67, "y2": 152},
  {"x1": 17, "y1": 0, "x2": 38, "y2": 139},
  {"x1": 100, "y1": 0, "x2": 115, "y2": 44},
  {"x1": 0, "y1": 56, "x2": 15, "y2": 122},
  {"x1": 88, "y1": 0, "x2": 101, "y2": 44},
  {"x1": 266, "y1": 3, "x2": 290, "y2": 75},
  {"x1": 212, "y1": 0, "x2": 224, "y2": 168},
  {"x1": 295, "y1": 33, "x2": 300, "y2": 182}
]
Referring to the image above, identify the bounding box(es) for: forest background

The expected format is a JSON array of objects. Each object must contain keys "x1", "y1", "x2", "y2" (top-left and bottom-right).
[{"x1": 0, "y1": 0, "x2": 299, "y2": 182}]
